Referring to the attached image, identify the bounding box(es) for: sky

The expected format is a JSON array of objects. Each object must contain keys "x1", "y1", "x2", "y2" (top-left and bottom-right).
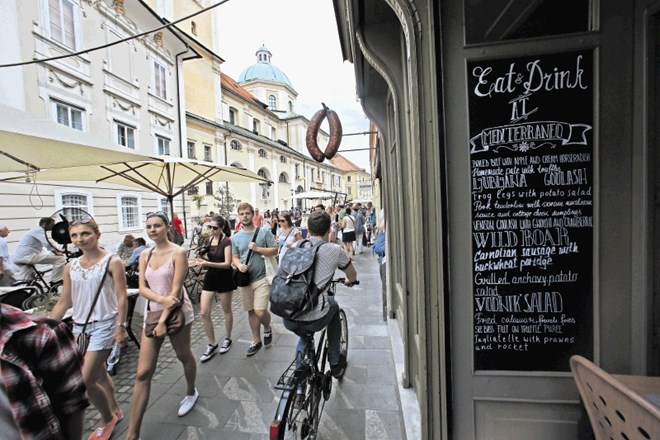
[{"x1": 216, "y1": 0, "x2": 372, "y2": 172}]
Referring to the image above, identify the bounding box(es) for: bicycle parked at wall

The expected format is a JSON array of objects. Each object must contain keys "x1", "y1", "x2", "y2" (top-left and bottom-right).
[{"x1": 270, "y1": 278, "x2": 359, "y2": 440}]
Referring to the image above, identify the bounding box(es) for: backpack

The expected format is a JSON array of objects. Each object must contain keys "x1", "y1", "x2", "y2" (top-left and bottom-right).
[
  {"x1": 373, "y1": 230, "x2": 386, "y2": 256},
  {"x1": 269, "y1": 239, "x2": 326, "y2": 320}
]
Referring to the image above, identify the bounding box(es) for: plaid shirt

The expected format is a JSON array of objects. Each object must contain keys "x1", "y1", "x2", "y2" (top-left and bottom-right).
[{"x1": 0, "y1": 304, "x2": 89, "y2": 439}]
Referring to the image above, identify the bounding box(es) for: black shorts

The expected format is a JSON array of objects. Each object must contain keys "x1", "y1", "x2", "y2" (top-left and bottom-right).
[
  {"x1": 342, "y1": 231, "x2": 356, "y2": 243},
  {"x1": 202, "y1": 268, "x2": 235, "y2": 292}
]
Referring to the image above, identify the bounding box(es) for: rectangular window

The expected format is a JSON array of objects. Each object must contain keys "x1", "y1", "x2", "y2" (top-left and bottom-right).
[
  {"x1": 61, "y1": 194, "x2": 89, "y2": 220},
  {"x1": 120, "y1": 196, "x2": 139, "y2": 229},
  {"x1": 205, "y1": 181, "x2": 213, "y2": 195},
  {"x1": 204, "y1": 145, "x2": 212, "y2": 161},
  {"x1": 229, "y1": 109, "x2": 236, "y2": 124},
  {"x1": 153, "y1": 60, "x2": 167, "y2": 100},
  {"x1": 54, "y1": 101, "x2": 83, "y2": 130},
  {"x1": 253, "y1": 118, "x2": 260, "y2": 133},
  {"x1": 116, "y1": 122, "x2": 135, "y2": 149},
  {"x1": 187, "y1": 185, "x2": 199, "y2": 195},
  {"x1": 157, "y1": 136, "x2": 170, "y2": 156},
  {"x1": 49, "y1": 0, "x2": 76, "y2": 49},
  {"x1": 187, "y1": 141, "x2": 196, "y2": 159}
]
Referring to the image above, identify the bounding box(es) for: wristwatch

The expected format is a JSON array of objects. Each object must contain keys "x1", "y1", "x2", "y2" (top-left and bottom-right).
[{"x1": 119, "y1": 322, "x2": 128, "y2": 329}]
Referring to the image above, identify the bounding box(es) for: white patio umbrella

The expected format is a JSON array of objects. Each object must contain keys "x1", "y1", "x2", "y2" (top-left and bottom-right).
[
  {"x1": 295, "y1": 190, "x2": 336, "y2": 200},
  {"x1": 0, "y1": 103, "x2": 154, "y2": 172},
  {"x1": 22, "y1": 155, "x2": 271, "y2": 222}
]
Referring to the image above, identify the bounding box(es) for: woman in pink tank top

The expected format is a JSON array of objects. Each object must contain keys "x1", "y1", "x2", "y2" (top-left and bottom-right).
[{"x1": 125, "y1": 212, "x2": 198, "y2": 440}]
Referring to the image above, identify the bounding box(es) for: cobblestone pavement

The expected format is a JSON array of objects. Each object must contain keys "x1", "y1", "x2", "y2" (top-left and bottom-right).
[{"x1": 84, "y1": 248, "x2": 411, "y2": 439}]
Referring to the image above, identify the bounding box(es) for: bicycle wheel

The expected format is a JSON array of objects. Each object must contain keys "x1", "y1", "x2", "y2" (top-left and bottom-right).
[{"x1": 271, "y1": 375, "x2": 324, "y2": 440}]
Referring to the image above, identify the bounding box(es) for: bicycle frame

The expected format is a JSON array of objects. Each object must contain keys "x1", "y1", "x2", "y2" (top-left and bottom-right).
[{"x1": 270, "y1": 278, "x2": 355, "y2": 440}]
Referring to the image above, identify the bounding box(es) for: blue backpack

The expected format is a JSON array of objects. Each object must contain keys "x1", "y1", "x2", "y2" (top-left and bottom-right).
[
  {"x1": 373, "y1": 231, "x2": 386, "y2": 256},
  {"x1": 269, "y1": 239, "x2": 326, "y2": 320}
]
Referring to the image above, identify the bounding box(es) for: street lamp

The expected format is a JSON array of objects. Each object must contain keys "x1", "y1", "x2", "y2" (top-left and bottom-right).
[{"x1": 290, "y1": 188, "x2": 294, "y2": 211}]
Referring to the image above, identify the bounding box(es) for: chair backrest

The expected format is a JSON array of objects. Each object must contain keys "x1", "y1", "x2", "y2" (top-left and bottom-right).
[{"x1": 570, "y1": 355, "x2": 660, "y2": 440}]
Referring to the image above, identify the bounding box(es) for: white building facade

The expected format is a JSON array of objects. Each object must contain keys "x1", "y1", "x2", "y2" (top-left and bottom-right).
[{"x1": 0, "y1": 0, "x2": 191, "y2": 251}]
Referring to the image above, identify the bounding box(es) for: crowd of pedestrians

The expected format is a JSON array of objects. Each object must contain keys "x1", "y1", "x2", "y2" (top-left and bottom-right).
[{"x1": 0, "y1": 200, "x2": 379, "y2": 439}]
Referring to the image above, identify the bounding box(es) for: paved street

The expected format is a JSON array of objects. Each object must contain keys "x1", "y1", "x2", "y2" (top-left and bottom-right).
[{"x1": 86, "y1": 247, "x2": 416, "y2": 439}]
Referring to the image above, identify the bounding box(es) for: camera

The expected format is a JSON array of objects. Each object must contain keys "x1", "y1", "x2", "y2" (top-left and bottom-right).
[{"x1": 198, "y1": 245, "x2": 210, "y2": 256}]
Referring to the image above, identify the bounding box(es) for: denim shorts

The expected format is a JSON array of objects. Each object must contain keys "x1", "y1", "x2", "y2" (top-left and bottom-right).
[{"x1": 72, "y1": 315, "x2": 117, "y2": 352}]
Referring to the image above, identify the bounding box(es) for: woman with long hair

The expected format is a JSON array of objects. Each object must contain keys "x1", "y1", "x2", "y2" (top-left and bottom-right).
[
  {"x1": 276, "y1": 212, "x2": 302, "y2": 262},
  {"x1": 270, "y1": 211, "x2": 281, "y2": 237},
  {"x1": 125, "y1": 212, "x2": 197, "y2": 440},
  {"x1": 51, "y1": 219, "x2": 128, "y2": 440},
  {"x1": 196, "y1": 215, "x2": 235, "y2": 360},
  {"x1": 340, "y1": 206, "x2": 356, "y2": 259}
]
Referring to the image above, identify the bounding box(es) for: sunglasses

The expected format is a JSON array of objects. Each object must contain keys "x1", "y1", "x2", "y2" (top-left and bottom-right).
[
  {"x1": 146, "y1": 211, "x2": 169, "y2": 220},
  {"x1": 70, "y1": 218, "x2": 93, "y2": 226},
  {"x1": 207, "y1": 225, "x2": 219, "y2": 230}
]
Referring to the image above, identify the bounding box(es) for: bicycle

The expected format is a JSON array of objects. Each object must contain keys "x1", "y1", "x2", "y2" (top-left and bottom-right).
[
  {"x1": 0, "y1": 265, "x2": 60, "y2": 310},
  {"x1": 270, "y1": 278, "x2": 359, "y2": 440}
]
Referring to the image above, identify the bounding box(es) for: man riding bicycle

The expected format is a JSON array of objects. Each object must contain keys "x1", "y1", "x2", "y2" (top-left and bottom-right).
[
  {"x1": 13, "y1": 217, "x2": 66, "y2": 286},
  {"x1": 282, "y1": 210, "x2": 358, "y2": 378}
]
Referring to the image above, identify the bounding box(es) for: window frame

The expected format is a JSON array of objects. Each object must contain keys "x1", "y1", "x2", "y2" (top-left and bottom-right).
[
  {"x1": 116, "y1": 193, "x2": 142, "y2": 231},
  {"x1": 268, "y1": 95, "x2": 277, "y2": 109},
  {"x1": 115, "y1": 120, "x2": 136, "y2": 149},
  {"x1": 156, "y1": 135, "x2": 171, "y2": 156},
  {"x1": 152, "y1": 58, "x2": 168, "y2": 100},
  {"x1": 54, "y1": 189, "x2": 95, "y2": 217},
  {"x1": 205, "y1": 181, "x2": 214, "y2": 195},
  {"x1": 187, "y1": 140, "x2": 196, "y2": 159},
  {"x1": 52, "y1": 99, "x2": 83, "y2": 131},
  {"x1": 46, "y1": 0, "x2": 80, "y2": 51},
  {"x1": 203, "y1": 145, "x2": 212, "y2": 161}
]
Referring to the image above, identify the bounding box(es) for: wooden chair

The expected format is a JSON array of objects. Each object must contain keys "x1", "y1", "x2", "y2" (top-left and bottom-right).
[{"x1": 570, "y1": 355, "x2": 660, "y2": 440}]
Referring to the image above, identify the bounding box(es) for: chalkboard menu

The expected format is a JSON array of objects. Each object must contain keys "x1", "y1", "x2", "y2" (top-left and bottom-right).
[{"x1": 468, "y1": 50, "x2": 594, "y2": 371}]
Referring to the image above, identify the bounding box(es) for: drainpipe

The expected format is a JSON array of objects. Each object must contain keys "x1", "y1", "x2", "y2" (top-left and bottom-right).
[{"x1": 175, "y1": 43, "x2": 199, "y2": 238}]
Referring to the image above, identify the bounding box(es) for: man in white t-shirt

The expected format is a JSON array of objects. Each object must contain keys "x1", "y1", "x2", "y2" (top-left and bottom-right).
[
  {"x1": 0, "y1": 225, "x2": 16, "y2": 287},
  {"x1": 13, "y1": 218, "x2": 65, "y2": 285}
]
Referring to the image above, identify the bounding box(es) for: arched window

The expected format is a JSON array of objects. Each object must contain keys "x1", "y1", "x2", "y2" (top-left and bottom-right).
[
  {"x1": 257, "y1": 168, "x2": 269, "y2": 179},
  {"x1": 258, "y1": 148, "x2": 267, "y2": 158},
  {"x1": 280, "y1": 155, "x2": 287, "y2": 163},
  {"x1": 278, "y1": 172, "x2": 289, "y2": 183},
  {"x1": 269, "y1": 95, "x2": 277, "y2": 109},
  {"x1": 288, "y1": 101, "x2": 294, "y2": 112},
  {"x1": 230, "y1": 161, "x2": 243, "y2": 168},
  {"x1": 230, "y1": 139, "x2": 242, "y2": 151}
]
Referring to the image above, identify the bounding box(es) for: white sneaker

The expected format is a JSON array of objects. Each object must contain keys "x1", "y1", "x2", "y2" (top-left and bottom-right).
[
  {"x1": 219, "y1": 338, "x2": 232, "y2": 354},
  {"x1": 200, "y1": 344, "x2": 218, "y2": 362},
  {"x1": 178, "y1": 388, "x2": 199, "y2": 417}
]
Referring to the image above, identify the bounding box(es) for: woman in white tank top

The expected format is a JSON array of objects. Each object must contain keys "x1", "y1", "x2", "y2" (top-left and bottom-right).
[{"x1": 51, "y1": 219, "x2": 128, "y2": 440}]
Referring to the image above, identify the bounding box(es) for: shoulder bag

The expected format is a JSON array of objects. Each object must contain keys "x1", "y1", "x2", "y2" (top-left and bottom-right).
[
  {"x1": 76, "y1": 256, "x2": 111, "y2": 356},
  {"x1": 232, "y1": 228, "x2": 261, "y2": 287},
  {"x1": 144, "y1": 249, "x2": 185, "y2": 338}
]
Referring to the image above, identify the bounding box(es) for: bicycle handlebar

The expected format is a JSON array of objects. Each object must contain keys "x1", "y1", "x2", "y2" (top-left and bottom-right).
[{"x1": 330, "y1": 277, "x2": 360, "y2": 287}]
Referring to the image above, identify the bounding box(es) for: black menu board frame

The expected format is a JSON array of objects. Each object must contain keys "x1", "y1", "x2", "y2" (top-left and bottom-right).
[{"x1": 468, "y1": 50, "x2": 594, "y2": 372}]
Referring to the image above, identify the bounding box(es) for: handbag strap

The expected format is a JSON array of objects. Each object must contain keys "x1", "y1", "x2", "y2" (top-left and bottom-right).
[
  {"x1": 278, "y1": 228, "x2": 294, "y2": 253},
  {"x1": 80, "y1": 255, "x2": 111, "y2": 334},
  {"x1": 244, "y1": 227, "x2": 261, "y2": 265},
  {"x1": 146, "y1": 247, "x2": 183, "y2": 311}
]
